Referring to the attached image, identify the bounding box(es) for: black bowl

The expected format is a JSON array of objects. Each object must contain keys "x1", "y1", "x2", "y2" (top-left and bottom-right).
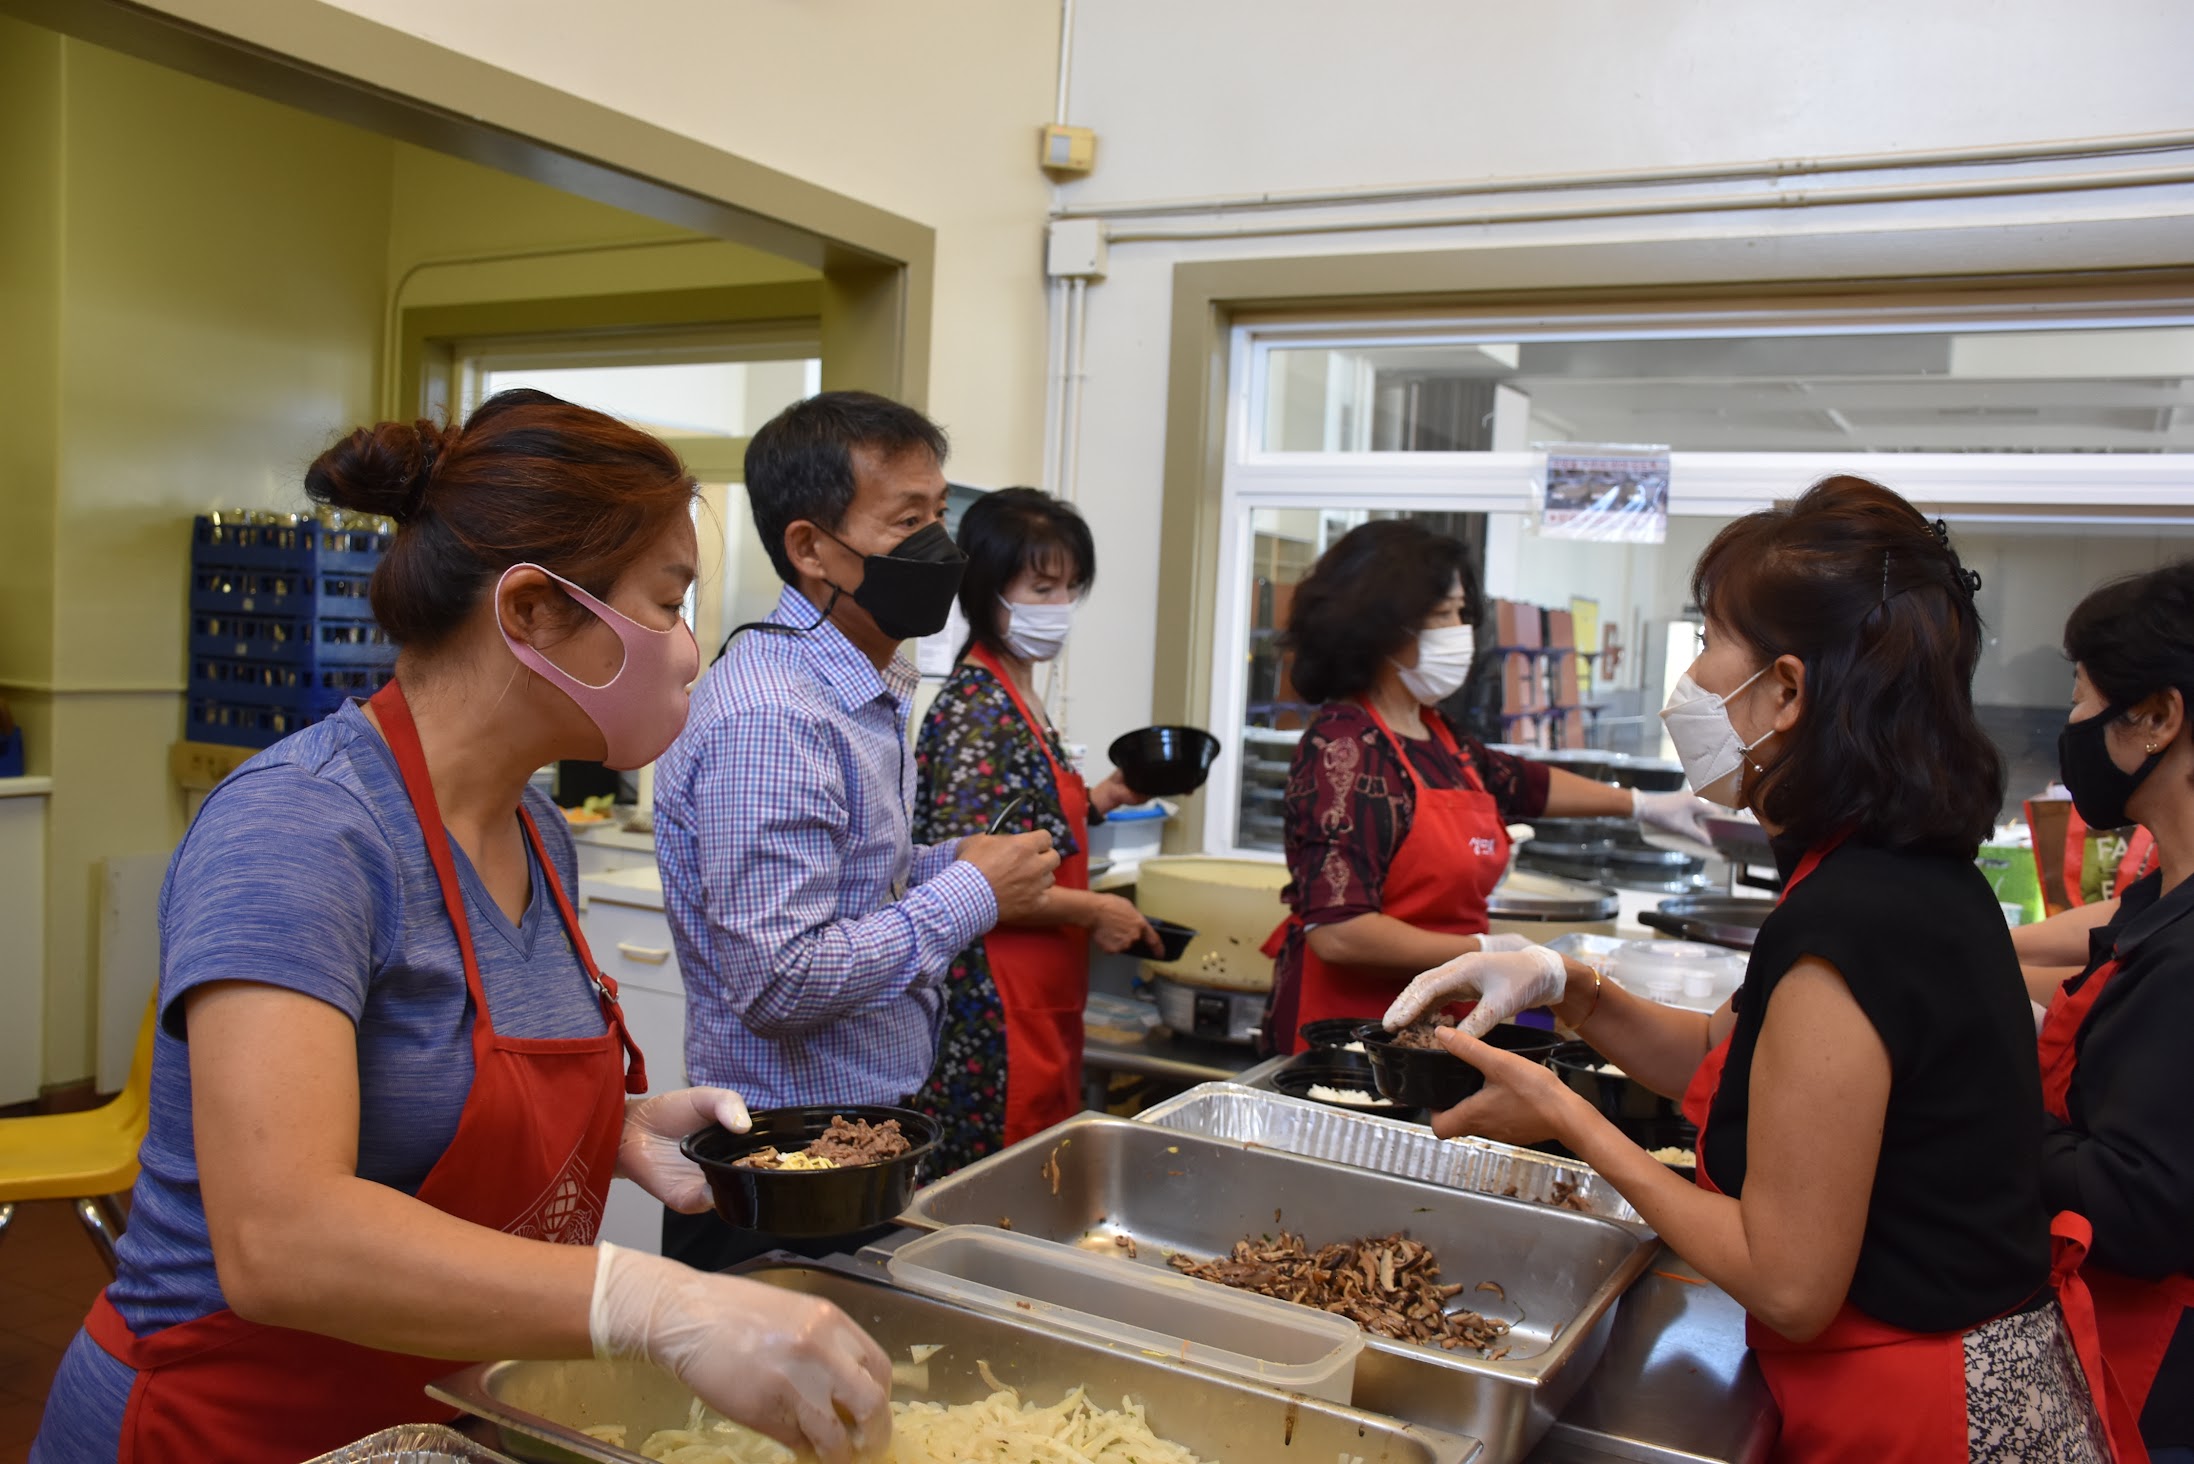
[
  {"x1": 1145, "y1": 916, "x2": 1197, "y2": 963},
  {"x1": 1108, "y1": 725, "x2": 1222, "y2": 798},
  {"x1": 1270, "y1": 1054, "x2": 1419, "y2": 1118},
  {"x1": 1298, "y1": 1017, "x2": 1371, "y2": 1051},
  {"x1": 1622, "y1": 1114, "x2": 1700, "y2": 1172},
  {"x1": 1352, "y1": 1021, "x2": 1563, "y2": 1111},
  {"x1": 1548, "y1": 1041, "x2": 1683, "y2": 1124},
  {"x1": 679, "y1": 1105, "x2": 939, "y2": 1237}
]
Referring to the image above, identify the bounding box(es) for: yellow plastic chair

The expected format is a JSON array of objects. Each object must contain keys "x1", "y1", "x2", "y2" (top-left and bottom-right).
[{"x1": 0, "y1": 997, "x2": 157, "y2": 1275}]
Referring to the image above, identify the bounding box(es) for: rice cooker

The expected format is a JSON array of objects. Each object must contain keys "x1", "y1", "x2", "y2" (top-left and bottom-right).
[{"x1": 1135, "y1": 856, "x2": 1289, "y2": 1045}]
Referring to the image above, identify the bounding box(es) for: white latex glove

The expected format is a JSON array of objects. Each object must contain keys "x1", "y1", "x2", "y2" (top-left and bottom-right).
[
  {"x1": 1632, "y1": 788, "x2": 1720, "y2": 845},
  {"x1": 1479, "y1": 932, "x2": 1535, "y2": 955},
  {"x1": 618, "y1": 1087, "x2": 752, "y2": 1214},
  {"x1": 1383, "y1": 946, "x2": 1568, "y2": 1038},
  {"x1": 591, "y1": 1243, "x2": 893, "y2": 1464}
]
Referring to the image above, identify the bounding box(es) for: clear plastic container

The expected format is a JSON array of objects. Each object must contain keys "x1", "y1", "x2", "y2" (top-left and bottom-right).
[{"x1": 887, "y1": 1226, "x2": 1363, "y2": 1402}]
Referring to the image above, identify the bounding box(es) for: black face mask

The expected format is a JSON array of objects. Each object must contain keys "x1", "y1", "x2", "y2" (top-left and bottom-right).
[
  {"x1": 822, "y1": 520, "x2": 967, "y2": 642},
  {"x1": 2058, "y1": 702, "x2": 2167, "y2": 831}
]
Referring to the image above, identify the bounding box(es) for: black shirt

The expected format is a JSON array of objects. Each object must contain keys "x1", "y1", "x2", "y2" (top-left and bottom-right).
[
  {"x1": 2044, "y1": 868, "x2": 2194, "y2": 1445},
  {"x1": 1702, "y1": 840, "x2": 2051, "y2": 1335}
]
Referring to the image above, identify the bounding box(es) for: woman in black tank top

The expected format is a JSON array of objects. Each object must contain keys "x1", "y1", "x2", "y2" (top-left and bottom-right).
[{"x1": 1390, "y1": 476, "x2": 2116, "y2": 1461}]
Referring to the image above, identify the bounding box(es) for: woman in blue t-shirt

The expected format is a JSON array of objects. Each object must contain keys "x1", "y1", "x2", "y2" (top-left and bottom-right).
[{"x1": 34, "y1": 391, "x2": 892, "y2": 1464}]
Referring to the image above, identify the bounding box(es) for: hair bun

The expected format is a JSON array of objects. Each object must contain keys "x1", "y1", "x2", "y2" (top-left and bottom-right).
[{"x1": 304, "y1": 418, "x2": 452, "y2": 525}]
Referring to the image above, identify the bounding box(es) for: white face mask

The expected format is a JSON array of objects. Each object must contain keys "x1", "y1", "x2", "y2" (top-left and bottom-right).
[
  {"x1": 1393, "y1": 624, "x2": 1475, "y2": 706},
  {"x1": 999, "y1": 596, "x2": 1075, "y2": 662},
  {"x1": 1659, "y1": 665, "x2": 1774, "y2": 806}
]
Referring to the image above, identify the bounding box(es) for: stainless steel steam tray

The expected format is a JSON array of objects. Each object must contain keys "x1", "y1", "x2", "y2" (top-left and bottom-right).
[
  {"x1": 430, "y1": 1261, "x2": 1480, "y2": 1464},
  {"x1": 897, "y1": 1113, "x2": 1658, "y2": 1464},
  {"x1": 1138, "y1": 1082, "x2": 1648, "y2": 1230}
]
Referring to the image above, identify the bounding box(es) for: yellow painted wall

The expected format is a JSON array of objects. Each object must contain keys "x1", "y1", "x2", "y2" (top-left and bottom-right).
[
  {"x1": 7, "y1": 24, "x2": 824, "y2": 1090},
  {"x1": 28, "y1": 35, "x2": 393, "y2": 1085},
  {"x1": 388, "y1": 143, "x2": 814, "y2": 315},
  {"x1": 0, "y1": 16, "x2": 63, "y2": 706}
]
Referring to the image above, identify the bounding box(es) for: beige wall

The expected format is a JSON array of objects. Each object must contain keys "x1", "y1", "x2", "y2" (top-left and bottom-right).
[{"x1": 317, "y1": 0, "x2": 1059, "y2": 489}]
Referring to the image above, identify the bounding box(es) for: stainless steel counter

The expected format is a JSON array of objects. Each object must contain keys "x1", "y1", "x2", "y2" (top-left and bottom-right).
[
  {"x1": 1526, "y1": 1252, "x2": 1774, "y2": 1464},
  {"x1": 1082, "y1": 1026, "x2": 1264, "y2": 1084}
]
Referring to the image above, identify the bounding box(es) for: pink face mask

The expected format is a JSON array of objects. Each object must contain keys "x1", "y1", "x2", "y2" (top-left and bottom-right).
[{"x1": 496, "y1": 564, "x2": 699, "y2": 770}]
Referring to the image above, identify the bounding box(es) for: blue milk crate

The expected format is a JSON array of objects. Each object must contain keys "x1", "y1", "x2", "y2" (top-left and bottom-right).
[{"x1": 185, "y1": 514, "x2": 397, "y2": 748}]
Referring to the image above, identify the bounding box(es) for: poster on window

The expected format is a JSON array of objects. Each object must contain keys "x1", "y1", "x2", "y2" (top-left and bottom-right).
[{"x1": 1533, "y1": 443, "x2": 1671, "y2": 544}]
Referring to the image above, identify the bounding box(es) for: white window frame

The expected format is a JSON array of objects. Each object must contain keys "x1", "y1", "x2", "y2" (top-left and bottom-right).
[{"x1": 1207, "y1": 308, "x2": 2194, "y2": 859}]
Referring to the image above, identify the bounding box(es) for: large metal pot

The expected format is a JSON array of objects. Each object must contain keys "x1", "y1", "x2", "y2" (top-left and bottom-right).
[
  {"x1": 1641, "y1": 895, "x2": 1774, "y2": 951},
  {"x1": 1487, "y1": 869, "x2": 1620, "y2": 940}
]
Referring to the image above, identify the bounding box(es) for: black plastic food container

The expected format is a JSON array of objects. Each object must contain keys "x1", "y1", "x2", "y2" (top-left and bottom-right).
[
  {"x1": 1107, "y1": 725, "x2": 1222, "y2": 797},
  {"x1": 1351, "y1": 1021, "x2": 1563, "y2": 1111},
  {"x1": 1145, "y1": 916, "x2": 1198, "y2": 963},
  {"x1": 1297, "y1": 1017, "x2": 1371, "y2": 1051},
  {"x1": 1270, "y1": 1053, "x2": 1421, "y2": 1118},
  {"x1": 679, "y1": 1105, "x2": 940, "y2": 1237}
]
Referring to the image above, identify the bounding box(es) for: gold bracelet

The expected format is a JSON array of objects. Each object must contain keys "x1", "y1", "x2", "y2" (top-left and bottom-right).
[{"x1": 1567, "y1": 965, "x2": 1605, "y2": 1033}]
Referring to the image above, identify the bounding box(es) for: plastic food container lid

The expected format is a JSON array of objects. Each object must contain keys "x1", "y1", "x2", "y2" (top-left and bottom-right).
[{"x1": 887, "y1": 1226, "x2": 1363, "y2": 1403}]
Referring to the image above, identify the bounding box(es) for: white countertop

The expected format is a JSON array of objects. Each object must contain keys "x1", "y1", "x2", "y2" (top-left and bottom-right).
[
  {"x1": 570, "y1": 824, "x2": 657, "y2": 852},
  {"x1": 0, "y1": 776, "x2": 53, "y2": 799},
  {"x1": 581, "y1": 865, "x2": 665, "y2": 910}
]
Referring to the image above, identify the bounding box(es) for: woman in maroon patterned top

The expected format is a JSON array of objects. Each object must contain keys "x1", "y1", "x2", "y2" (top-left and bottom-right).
[{"x1": 1263, "y1": 521, "x2": 1712, "y2": 1052}]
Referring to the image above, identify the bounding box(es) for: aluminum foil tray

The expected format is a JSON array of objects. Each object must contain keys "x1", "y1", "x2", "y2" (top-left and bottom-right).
[
  {"x1": 1138, "y1": 1083, "x2": 1648, "y2": 1230},
  {"x1": 304, "y1": 1424, "x2": 521, "y2": 1463},
  {"x1": 431, "y1": 1262, "x2": 1478, "y2": 1464}
]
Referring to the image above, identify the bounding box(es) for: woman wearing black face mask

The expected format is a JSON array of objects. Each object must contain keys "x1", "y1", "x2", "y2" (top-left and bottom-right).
[{"x1": 2023, "y1": 559, "x2": 2194, "y2": 1461}]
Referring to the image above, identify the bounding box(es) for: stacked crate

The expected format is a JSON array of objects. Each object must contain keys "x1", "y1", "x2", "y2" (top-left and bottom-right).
[{"x1": 186, "y1": 512, "x2": 397, "y2": 748}]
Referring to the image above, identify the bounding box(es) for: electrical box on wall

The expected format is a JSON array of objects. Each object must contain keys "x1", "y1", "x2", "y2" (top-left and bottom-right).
[{"x1": 1039, "y1": 124, "x2": 1097, "y2": 178}]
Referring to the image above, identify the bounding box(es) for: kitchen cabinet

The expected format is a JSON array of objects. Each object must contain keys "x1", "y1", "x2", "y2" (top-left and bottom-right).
[{"x1": 579, "y1": 866, "x2": 687, "y2": 1255}]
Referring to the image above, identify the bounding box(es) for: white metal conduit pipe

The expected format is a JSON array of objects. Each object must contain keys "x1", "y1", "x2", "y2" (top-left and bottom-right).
[
  {"x1": 1097, "y1": 159, "x2": 2194, "y2": 245},
  {"x1": 1055, "y1": 126, "x2": 2194, "y2": 222}
]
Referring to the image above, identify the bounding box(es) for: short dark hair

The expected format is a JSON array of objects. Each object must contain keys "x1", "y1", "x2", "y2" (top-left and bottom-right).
[
  {"x1": 2064, "y1": 558, "x2": 2194, "y2": 714},
  {"x1": 954, "y1": 488, "x2": 1096, "y2": 660},
  {"x1": 1692, "y1": 474, "x2": 2001, "y2": 857},
  {"x1": 742, "y1": 390, "x2": 949, "y2": 584},
  {"x1": 1284, "y1": 520, "x2": 1478, "y2": 704}
]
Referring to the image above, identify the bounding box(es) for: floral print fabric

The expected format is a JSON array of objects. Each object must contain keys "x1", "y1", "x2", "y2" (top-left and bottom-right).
[{"x1": 909, "y1": 661, "x2": 1079, "y2": 1174}]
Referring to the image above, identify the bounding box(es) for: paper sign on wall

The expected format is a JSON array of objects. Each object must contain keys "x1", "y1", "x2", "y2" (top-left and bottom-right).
[{"x1": 1533, "y1": 443, "x2": 1671, "y2": 544}]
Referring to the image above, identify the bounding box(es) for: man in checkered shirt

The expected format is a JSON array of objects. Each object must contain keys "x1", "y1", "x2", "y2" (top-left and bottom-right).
[{"x1": 653, "y1": 392, "x2": 1059, "y2": 1269}]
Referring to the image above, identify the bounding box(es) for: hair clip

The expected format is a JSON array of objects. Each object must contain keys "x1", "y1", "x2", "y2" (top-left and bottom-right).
[
  {"x1": 1880, "y1": 551, "x2": 1892, "y2": 605},
  {"x1": 1929, "y1": 518, "x2": 1950, "y2": 545},
  {"x1": 1959, "y1": 567, "x2": 1983, "y2": 598}
]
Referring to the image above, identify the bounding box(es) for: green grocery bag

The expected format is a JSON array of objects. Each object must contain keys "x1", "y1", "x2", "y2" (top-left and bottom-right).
[{"x1": 1976, "y1": 841, "x2": 2043, "y2": 927}]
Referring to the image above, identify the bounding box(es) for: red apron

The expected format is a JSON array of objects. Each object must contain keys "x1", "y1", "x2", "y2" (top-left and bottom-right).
[
  {"x1": 2039, "y1": 950, "x2": 2194, "y2": 1440},
  {"x1": 967, "y1": 645, "x2": 1092, "y2": 1145},
  {"x1": 83, "y1": 680, "x2": 647, "y2": 1464},
  {"x1": 1270, "y1": 703, "x2": 1511, "y2": 1055},
  {"x1": 1681, "y1": 838, "x2": 2142, "y2": 1462}
]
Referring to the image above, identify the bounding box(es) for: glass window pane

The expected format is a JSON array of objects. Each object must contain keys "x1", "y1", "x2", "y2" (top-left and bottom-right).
[
  {"x1": 1260, "y1": 325, "x2": 2194, "y2": 454},
  {"x1": 481, "y1": 357, "x2": 819, "y2": 438},
  {"x1": 1228, "y1": 504, "x2": 2194, "y2": 850}
]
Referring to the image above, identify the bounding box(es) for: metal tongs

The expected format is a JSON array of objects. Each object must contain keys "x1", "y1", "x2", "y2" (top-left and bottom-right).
[{"x1": 986, "y1": 793, "x2": 1028, "y2": 835}]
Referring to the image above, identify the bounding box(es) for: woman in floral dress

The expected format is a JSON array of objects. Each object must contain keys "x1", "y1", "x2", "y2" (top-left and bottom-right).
[{"x1": 912, "y1": 489, "x2": 1158, "y2": 1172}]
